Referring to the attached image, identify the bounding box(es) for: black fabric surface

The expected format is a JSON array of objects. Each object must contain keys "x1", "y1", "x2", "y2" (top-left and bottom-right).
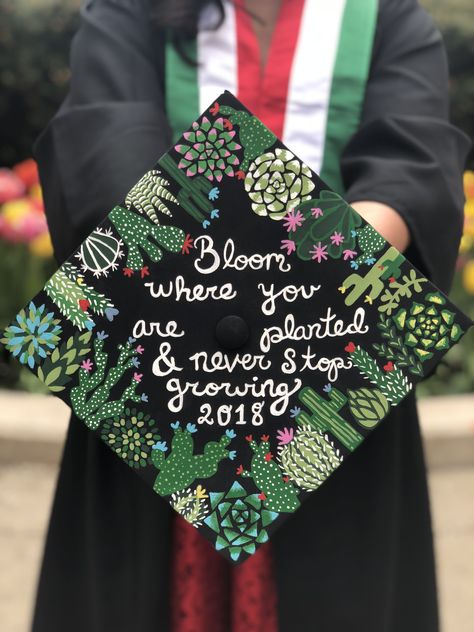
[{"x1": 31, "y1": 0, "x2": 470, "y2": 630}]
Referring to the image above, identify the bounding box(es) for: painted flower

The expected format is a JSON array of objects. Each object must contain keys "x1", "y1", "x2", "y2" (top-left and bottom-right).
[
  {"x1": 283, "y1": 208, "x2": 305, "y2": 232},
  {"x1": 244, "y1": 148, "x2": 315, "y2": 220},
  {"x1": 276, "y1": 427, "x2": 294, "y2": 445},
  {"x1": 343, "y1": 249, "x2": 357, "y2": 260},
  {"x1": 280, "y1": 239, "x2": 296, "y2": 255},
  {"x1": 311, "y1": 207, "x2": 323, "y2": 218},
  {"x1": 310, "y1": 242, "x2": 328, "y2": 263},
  {"x1": 101, "y1": 407, "x2": 161, "y2": 468},
  {"x1": 391, "y1": 292, "x2": 464, "y2": 362},
  {"x1": 330, "y1": 231, "x2": 344, "y2": 246},
  {"x1": 175, "y1": 116, "x2": 241, "y2": 181},
  {"x1": 1, "y1": 302, "x2": 61, "y2": 369},
  {"x1": 81, "y1": 358, "x2": 93, "y2": 372},
  {"x1": 204, "y1": 481, "x2": 279, "y2": 561}
]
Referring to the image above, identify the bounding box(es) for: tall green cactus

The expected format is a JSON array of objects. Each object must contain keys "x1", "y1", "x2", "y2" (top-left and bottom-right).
[
  {"x1": 295, "y1": 387, "x2": 363, "y2": 451},
  {"x1": 109, "y1": 206, "x2": 185, "y2": 271},
  {"x1": 218, "y1": 105, "x2": 276, "y2": 173},
  {"x1": 239, "y1": 436, "x2": 301, "y2": 513},
  {"x1": 70, "y1": 335, "x2": 142, "y2": 430},
  {"x1": 151, "y1": 423, "x2": 236, "y2": 496},
  {"x1": 158, "y1": 153, "x2": 215, "y2": 224},
  {"x1": 348, "y1": 345, "x2": 412, "y2": 405}
]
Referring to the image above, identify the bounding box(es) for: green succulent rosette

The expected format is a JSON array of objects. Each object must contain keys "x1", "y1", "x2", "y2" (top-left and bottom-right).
[
  {"x1": 244, "y1": 147, "x2": 315, "y2": 219},
  {"x1": 101, "y1": 407, "x2": 161, "y2": 468},
  {"x1": 204, "y1": 481, "x2": 279, "y2": 561},
  {"x1": 175, "y1": 116, "x2": 241, "y2": 181},
  {"x1": 347, "y1": 388, "x2": 390, "y2": 429},
  {"x1": 392, "y1": 292, "x2": 464, "y2": 362}
]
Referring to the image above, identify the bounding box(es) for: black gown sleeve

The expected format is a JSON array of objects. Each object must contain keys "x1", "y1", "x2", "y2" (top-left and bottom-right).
[
  {"x1": 33, "y1": 0, "x2": 171, "y2": 264},
  {"x1": 341, "y1": 0, "x2": 472, "y2": 294}
]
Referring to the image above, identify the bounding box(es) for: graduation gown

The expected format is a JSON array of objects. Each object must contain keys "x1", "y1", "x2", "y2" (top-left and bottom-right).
[{"x1": 31, "y1": 1, "x2": 471, "y2": 630}]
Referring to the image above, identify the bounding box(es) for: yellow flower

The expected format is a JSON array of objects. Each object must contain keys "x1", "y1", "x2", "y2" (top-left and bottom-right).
[
  {"x1": 1, "y1": 198, "x2": 31, "y2": 222},
  {"x1": 462, "y1": 260, "x2": 474, "y2": 295},
  {"x1": 194, "y1": 485, "x2": 208, "y2": 499},
  {"x1": 29, "y1": 183, "x2": 43, "y2": 204},
  {"x1": 29, "y1": 231, "x2": 53, "y2": 258},
  {"x1": 459, "y1": 234, "x2": 473, "y2": 254}
]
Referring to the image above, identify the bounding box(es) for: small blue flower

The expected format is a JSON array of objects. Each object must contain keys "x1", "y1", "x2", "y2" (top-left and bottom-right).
[
  {"x1": 152, "y1": 441, "x2": 168, "y2": 452},
  {"x1": 96, "y1": 330, "x2": 109, "y2": 340},
  {"x1": 289, "y1": 406, "x2": 301, "y2": 418},
  {"x1": 186, "y1": 422, "x2": 197, "y2": 434},
  {"x1": 141, "y1": 393, "x2": 149, "y2": 402},
  {"x1": 202, "y1": 219, "x2": 211, "y2": 229},
  {"x1": 228, "y1": 450, "x2": 237, "y2": 460},
  {"x1": 350, "y1": 261, "x2": 359, "y2": 270},
  {"x1": 323, "y1": 383, "x2": 332, "y2": 393},
  {"x1": 210, "y1": 209, "x2": 219, "y2": 220},
  {"x1": 208, "y1": 187, "x2": 220, "y2": 201},
  {"x1": 127, "y1": 336, "x2": 137, "y2": 344},
  {"x1": 131, "y1": 357, "x2": 141, "y2": 368},
  {"x1": 351, "y1": 230, "x2": 358, "y2": 238},
  {"x1": 170, "y1": 421, "x2": 180, "y2": 430},
  {"x1": 365, "y1": 257, "x2": 376, "y2": 265},
  {"x1": 225, "y1": 428, "x2": 236, "y2": 439}
]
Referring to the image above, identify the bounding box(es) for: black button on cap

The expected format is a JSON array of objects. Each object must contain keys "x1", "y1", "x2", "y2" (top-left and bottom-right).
[{"x1": 215, "y1": 315, "x2": 249, "y2": 350}]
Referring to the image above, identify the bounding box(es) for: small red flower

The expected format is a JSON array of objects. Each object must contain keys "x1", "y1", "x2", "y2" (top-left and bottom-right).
[
  {"x1": 123, "y1": 267, "x2": 133, "y2": 277},
  {"x1": 389, "y1": 276, "x2": 396, "y2": 284},
  {"x1": 78, "y1": 299, "x2": 90, "y2": 312},
  {"x1": 209, "y1": 102, "x2": 220, "y2": 116},
  {"x1": 258, "y1": 492, "x2": 267, "y2": 501},
  {"x1": 264, "y1": 452, "x2": 273, "y2": 462},
  {"x1": 236, "y1": 170, "x2": 245, "y2": 180},
  {"x1": 181, "y1": 233, "x2": 194, "y2": 255},
  {"x1": 282, "y1": 476, "x2": 289, "y2": 483},
  {"x1": 236, "y1": 464, "x2": 244, "y2": 475},
  {"x1": 140, "y1": 266, "x2": 150, "y2": 279},
  {"x1": 222, "y1": 118, "x2": 233, "y2": 130},
  {"x1": 345, "y1": 341, "x2": 356, "y2": 353},
  {"x1": 383, "y1": 361, "x2": 394, "y2": 372},
  {"x1": 245, "y1": 434, "x2": 253, "y2": 442},
  {"x1": 261, "y1": 434, "x2": 270, "y2": 442}
]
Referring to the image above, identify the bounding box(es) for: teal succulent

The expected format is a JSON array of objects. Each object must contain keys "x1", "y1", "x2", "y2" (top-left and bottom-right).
[
  {"x1": 204, "y1": 481, "x2": 279, "y2": 561},
  {"x1": 1, "y1": 301, "x2": 61, "y2": 369}
]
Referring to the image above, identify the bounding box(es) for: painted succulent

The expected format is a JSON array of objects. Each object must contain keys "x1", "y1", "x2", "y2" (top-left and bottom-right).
[
  {"x1": 1, "y1": 302, "x2": 61, "y2": 369},
  {"x1": 347, "y1": 388, "x2": 389, "y2": 429},
  {"x1": 101, "y1": 407, "x2": 161, "y2": 468},
  {"x1": 244, "y1": 148, "x2": 315, "y2": 220},
  {"x1": 171, "y1": 485, "x2": 210, "y2": 527},
  {"x1": 391, "y1": 292, "x2": 464, "y2": 362},
  {"x1": 175, "y1": 116, "x2": 241, "y2": 181},
  {"x1": 204, "y1": 481, "x2": 279, "y2": 561}
]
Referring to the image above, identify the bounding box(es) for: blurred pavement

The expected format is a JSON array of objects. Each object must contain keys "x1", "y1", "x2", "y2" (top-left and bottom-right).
[{"x1": 0, "y1": 389, "x2": 473, "y2": 632}]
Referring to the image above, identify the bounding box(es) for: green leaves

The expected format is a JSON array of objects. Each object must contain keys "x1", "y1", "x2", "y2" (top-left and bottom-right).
[{"x1": 36, "y1": 330, "x2": 92, "y2": 392}]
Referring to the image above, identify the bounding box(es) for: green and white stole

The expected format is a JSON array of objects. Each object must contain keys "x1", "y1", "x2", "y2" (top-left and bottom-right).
[{"x1": 164, "y1": 0, "x2": 378, "y2": 195}]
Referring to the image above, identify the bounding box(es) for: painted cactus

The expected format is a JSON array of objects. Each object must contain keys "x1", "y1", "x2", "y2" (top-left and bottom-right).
[
  {"x1": 296, "y1": 386, "x2": 363, "y2": 451},
  {"x1": 238, "y1": 435, "x2": 301, "y2": 513},
  {"x1": 109, "y1": 205, "x2": 185, "y2": 271},
  {"x1": 278, "y1": 425, "x2": 343, "y2": 491},
  {"x1": 75, "y1": 227, "x2": 123, "y2": 277},
  {"x1": 347, "y1": 388, "x2": 390, "y2": 429},
  {"x1": 291, "y1": 190, "x2": 362, "y2": 260},
  {"x1": 70, "y1": 334, "x2": 142, "y2": 430},
  {"x1": 151, "y1": 423, "x2": 236, "y2": 496},
  {"x1": 347, "y1": 344, "x2": 412, "y2": 405},
  {"x1": 171, "y1": 485, "x2": 210, "y2": 527}
]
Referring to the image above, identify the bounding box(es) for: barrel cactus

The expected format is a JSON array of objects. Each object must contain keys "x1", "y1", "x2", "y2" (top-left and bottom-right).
[
  {"x1": 76, "y1": 227, "x2": 123, "y2": 277},
  {"x1": 347, "y1": 388, "x2": 390, "y2": 429},
  {"x1": 277, "y1": 425, "x2": 343, "y2": 491},
  {"x1": 244, "y1": 148, "x2": 315, "y2": 220}
]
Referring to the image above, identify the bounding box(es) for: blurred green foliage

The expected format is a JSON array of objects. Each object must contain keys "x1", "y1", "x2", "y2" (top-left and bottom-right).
[{"x1": 0, "y1": 0, "x2": 80, "y2": 166}]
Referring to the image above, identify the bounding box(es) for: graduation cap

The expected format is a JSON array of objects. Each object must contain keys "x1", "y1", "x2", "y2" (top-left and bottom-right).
[{"x1": 2, "y1": 91, "x2": 471, "y2": 563}]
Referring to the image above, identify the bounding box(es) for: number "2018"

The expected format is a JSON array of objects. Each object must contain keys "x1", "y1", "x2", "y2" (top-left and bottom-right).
[{"x1": 198, "y1": 402, "x2": 264, "y2": 426}]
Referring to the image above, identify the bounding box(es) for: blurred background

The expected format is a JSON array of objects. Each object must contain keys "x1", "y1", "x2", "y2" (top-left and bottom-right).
[{"x1": 0, "y1": 0, "x2": 473, "y2": 631}]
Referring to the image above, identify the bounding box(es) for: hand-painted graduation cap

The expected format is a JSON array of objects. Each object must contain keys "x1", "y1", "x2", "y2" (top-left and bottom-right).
[{"x1": 2, "y1": 92, "x2": 471, "y2": 563}]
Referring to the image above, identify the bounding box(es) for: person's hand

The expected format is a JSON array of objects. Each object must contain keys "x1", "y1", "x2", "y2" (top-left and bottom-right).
[{"x1": 349, "y1": 200, "x2": 411, "y2": 253}]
